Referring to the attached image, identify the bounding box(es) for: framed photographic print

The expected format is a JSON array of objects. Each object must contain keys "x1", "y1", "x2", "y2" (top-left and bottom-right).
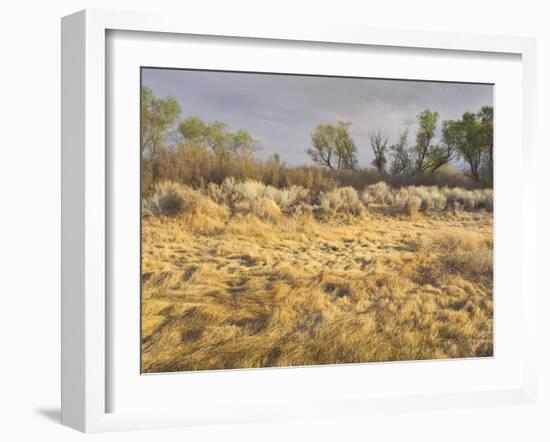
[
  {"x1": 139, "y1": 68, "x2": 495, "y2": 373},
  {"x1": 61, "y1": 9, "x2": 538, "y2": 432}
]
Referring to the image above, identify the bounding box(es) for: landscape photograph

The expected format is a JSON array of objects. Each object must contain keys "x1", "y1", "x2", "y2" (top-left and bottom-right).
[{"x1": 140, "y1": 68, "x2": 494, "y2": 373}]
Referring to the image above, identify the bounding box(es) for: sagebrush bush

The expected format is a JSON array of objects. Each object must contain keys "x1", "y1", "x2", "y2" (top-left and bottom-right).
[
  {"x1": 442, "y1": 187, "x2": 493, "y2": 212},
  {"x1": 143, "y1": 179, "x2": 492, "y2": 222},
  {"x1": 405, "y1": 195, "x2": 422, "y2": 217},
  {"x1": 392, "y1": 188, "x2": 410, "y2": 209},
  {"x1": 236, "y1": 180, "x2": 266, "y2": 200},
  {"x1": 291, "y1": 203, "x2": 315, "y2": 217},
  {"x1": 206, "y1": 182, "x2": 224, "y2": 204},
  {"x1": 319, "y1": 187, "x2": 363, "y2": 215},
  {"x1": 143, "y1": 181, "x2": 228, "y2": 220},
  {"x1": 264, "y1": 185, "x2": 309, "y2": 210},
  {"x1": 214, "y1": 178, "x2": 308, "y2": 213},
  {"x1": 362, "y1": 182, "x2": 391, "y2": 205},
  {"x1": 142, "y1": 181, "x2": 186, "y2": 216},
  {"x1": 248, "y1": 197, "x2": 282, "y2": 221},
  {"x1": 361, "y1": 184, "x2": 493, "y2": 214},
  {"x1": 479, "y1": 189, "x2": 494, "y2": 212}
]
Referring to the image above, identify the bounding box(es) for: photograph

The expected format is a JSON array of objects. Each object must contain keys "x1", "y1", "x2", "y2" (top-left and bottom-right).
[{"x1": 140, "y1": 68, "x2": 494, "y2": 374}]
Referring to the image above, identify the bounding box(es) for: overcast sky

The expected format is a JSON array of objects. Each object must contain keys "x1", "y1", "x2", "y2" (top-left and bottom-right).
[{"x1": 142, "y1": 68, "x2": 493, "y2": 168}]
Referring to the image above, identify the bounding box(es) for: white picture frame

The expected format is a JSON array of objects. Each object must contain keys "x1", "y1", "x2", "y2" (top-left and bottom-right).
[{"x1": 61, "y1": 9, "x2": 538, "y2": 433}]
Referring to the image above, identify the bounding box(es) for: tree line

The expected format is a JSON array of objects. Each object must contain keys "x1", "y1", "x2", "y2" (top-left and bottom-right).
[
  {"x1": 141, "y1": 86, "x2": 493, "y2": 194},
  {"x1": 306, "y1": 107, "x2": 493, "y2": 185},
  {"x1": 141, "y1": 86, "x2": 260, "y2": 161}
]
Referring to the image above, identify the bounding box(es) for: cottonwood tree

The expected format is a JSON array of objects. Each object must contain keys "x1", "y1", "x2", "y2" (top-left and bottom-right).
[
  {"x1": 446, "y1": 112, "x2": 483, "y2": 180},
  {"x1": 369, "y1": 128, "x2": 389, "y2": 173},
  {"x1": 205, "y1": 121, "x2": 231, "y2": 154},
  {"x1": 226, "y1": 129, "x2": 260, "y2": 157},
  {"x1": 442, "y1": 107, "x2": 493, "y2": 183},
  {"x1": 178, "y1": 116, "x2": 258, "y2": 158},
  {"x1": 477, "y1": 106, "x2": 494, "y2": 185},
  {"x1": 140, "y1": 86, "x2": 181, "y2": 158},
  {"x1": 411, "y1": 109, "x2": 440, "y2": 174},
  {"x1": 428, "y1": 126, "x2": 456, "y2": 172},
  {"x1": 389, "y1": 128, "x2": 411, "y2": 175},
  {"x1": 178, "y1": 117, "x2": 226, "y2": 153},
  {"x1": 306, "y1": 121, "x2": 358, "y2": 170},
  {"x1": 176, "y1": 116, "x2": 208, "y2": 144}
]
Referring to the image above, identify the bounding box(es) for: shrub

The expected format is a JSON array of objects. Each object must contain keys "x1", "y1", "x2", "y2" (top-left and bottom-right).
[
  {"x1": 236, "y1": 180, "x2": 266, "y2": 200},
  {"x1": 386, "y1": 186, "x2": 492, "y2": 214},
  {"x1": 291, "y1": 203, "x2": 315, "y2": 217},
  {"x1": 360, "y1": 190, "x2": 373, "y2": 206},
  {"x1": 392, "y1": 188, "x2": 410, "y2": 209},
  {"x1": 362, "y1": 182, "x2": 391, "y2": 205},
  {"x1": 404, "y1": 196, "x2": 422, "y2": 217},
  {"x1": 282, "y1": 166, "x2": 337, "y2": 195},
  {"x1": 143, "y1": 178, "x2": 492, "y2": 222},
  {"x1": 142, "y1": 181, "x2": 186, "y2": 216},
  {"x1": 250, "y1": 197, "x2": 282, "y2": 221},
  {"x1": 206, "y1": 182, "x2": 224, "y2": 204},
  {"x1": 320, "y1": 187, "x2": 363, "y2": 215},
  {"x1": 445, "y1": 250, "x2": 493, "y2": 278},
  {"x1": 159, "y1": 192, "x2": 184, "y2": 216},
  {"x1": 215, "y1": 178, "x2": 309, "y2": 214},
  {"x1": 463, "y1": 193, "x2": 476, "y2": 211},
  {"x1": 143, "y1": 181, "x2": 228, "y2": 220},
  {"x1": 433, "y1": 193, "x2": 447, "y2": 211},
  {"x1": 219, "y1": 177, "x2": 240, "y2": 210},
  {"x1": 442, "y1": 187, "x2": 470, "y2": 211},
  {"x1": 406, "y1": 186, "x2": 445, "y2": 212},
  {"x1": 479, "y1": 189, "x2": 494, "y2": 212},
  {"x1": 264, "y1": 184, "x2": 309, "y2": 210},
  {"x1": 234, "y1": 196, "x2": 282, "y2": 221},
  {"x1": 142, "y1": 137, "x2": 484, "y2": 196}
]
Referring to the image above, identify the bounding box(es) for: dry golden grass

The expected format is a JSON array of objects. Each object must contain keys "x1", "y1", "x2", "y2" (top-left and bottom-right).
[{"x1": 141, "y1": 202, "x2": 493, "y2": 373}]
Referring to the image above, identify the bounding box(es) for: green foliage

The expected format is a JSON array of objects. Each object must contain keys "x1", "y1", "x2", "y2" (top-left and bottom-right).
[
  {"x1": 178, "y1": 116, "x2": 258, "y2": 157},
  {"x1": 140, "y1": 86, "x2": 181, "y2": 158},
  {"x1": 177, "y1": 116, "x2": 208, "y2": 144},
  {"x1": 442, "y1": 107, "x2": 493, "y2": 183},
  {"x1": 306, "y1": 121, "x2": 358, "y2": 170},
  {"x1": 403, "y1": 109, "x2": 464, "y2": 175},
  {"x1": 204, "y1": 121, "x2": 229, "y2": 153},
  {"x1": 477, "y1": 106, "x2": 494, "y2": 186},
  {"x1": 411, "y1": 109, "x2": 440, "y2": 173},
  {"x1": 226, "y1": 129, "x2": 259, "y2": 157}
]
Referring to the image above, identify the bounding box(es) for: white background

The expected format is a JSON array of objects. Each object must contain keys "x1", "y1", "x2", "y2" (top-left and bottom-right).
[{"x1": 0, "y1": 1, "x2": 548, "y2": 441}]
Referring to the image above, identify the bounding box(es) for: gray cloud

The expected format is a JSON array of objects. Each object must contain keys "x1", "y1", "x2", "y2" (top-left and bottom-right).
[{"x1": 142, "y1": 68, "x2": 493, "y2": 168}]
